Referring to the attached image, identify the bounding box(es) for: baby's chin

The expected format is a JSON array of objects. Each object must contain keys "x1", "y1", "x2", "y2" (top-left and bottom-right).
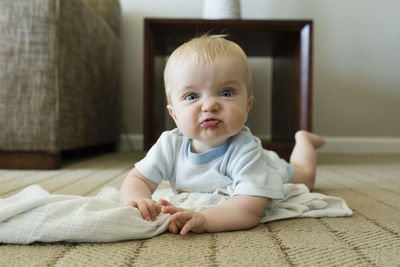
[
  {"x1": 201, "y1": 128, "x2": 241, "y2": 143},
  {"x1": 186, "y1": 125, "x2": 242, "y2": 145}
]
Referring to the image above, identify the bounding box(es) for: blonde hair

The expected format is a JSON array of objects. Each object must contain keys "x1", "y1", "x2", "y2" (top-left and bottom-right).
[{"x1": 163, "y1": 35, "x2": 252, "y2": 103}]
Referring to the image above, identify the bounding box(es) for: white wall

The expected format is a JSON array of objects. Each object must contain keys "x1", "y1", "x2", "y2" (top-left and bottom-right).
[{"x1": 119, "y1": 0, "x2": 400, "y2": 153}]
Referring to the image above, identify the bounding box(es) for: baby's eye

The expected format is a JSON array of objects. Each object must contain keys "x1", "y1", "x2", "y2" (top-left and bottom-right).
[
  {"x1": 220, "y1": 89, "x2": 233, "y2": 97},
  {"x1": 185, "y1": 93, "x2": 198, "y2": 101}
]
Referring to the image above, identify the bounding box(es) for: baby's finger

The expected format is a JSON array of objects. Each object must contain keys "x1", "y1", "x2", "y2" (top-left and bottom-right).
[
  {"x1": 162, "y1": 205, "x2": 181, "y2": 215},
  {"x1": 137, "y1": 202, "x2": 151, "y2": 220},
  {"x1": 175, "y1": 220, "x2": 184, "y2": 230},
  {"x1": 169, "y1": 215, "x2": 184, "y2": 228},
  {"x1": 126, "y1": 200, "x2": 138, "y2": 208},
  {"x1": 168, "y1": 221, "x2": 179, "y2": 234},
  {"x1": 159, "y1": 199, "x2": 172, "y2": 207},
  {"x1": 149, "y1": 201, "x2": 162, "y2": 221},
  {"x1": 148, "y1": 203, "x2": 157, "y2": 221},
  {"x1": 170, "y1": 211, "x2": 192, "y2": 222},
  {"x1": 180, "y1": 219, "x2": 195, "y2": 236},
  {"x1": 155, "y1": 201, "x2": 162, "y2": 215}
]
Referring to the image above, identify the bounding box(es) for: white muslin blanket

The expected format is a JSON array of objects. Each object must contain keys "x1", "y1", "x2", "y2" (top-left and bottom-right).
[{"x1": 0, "y1": 184, "x2": 352, "y2": 244}]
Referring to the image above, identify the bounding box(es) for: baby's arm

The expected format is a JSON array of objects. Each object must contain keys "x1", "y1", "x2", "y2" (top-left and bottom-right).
[
  {"x1": 162, "y1": 194, "x2": 268, "y2": 235},
  {"x1": 120, "y1": 168, "x2": 161, "y2": 221},
  {"x1": 201, "y1": 195, "x2": 268, "y2": 232}
]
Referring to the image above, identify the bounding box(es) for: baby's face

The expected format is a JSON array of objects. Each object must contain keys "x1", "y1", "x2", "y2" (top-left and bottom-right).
[{"x1": 167, "y1": 55, "x2": 253, "y2": 153}]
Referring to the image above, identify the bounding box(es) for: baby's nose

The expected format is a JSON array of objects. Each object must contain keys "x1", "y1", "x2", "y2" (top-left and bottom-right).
[{"x1": 201, "y1": 97, "x2": 220, "y2": 112}]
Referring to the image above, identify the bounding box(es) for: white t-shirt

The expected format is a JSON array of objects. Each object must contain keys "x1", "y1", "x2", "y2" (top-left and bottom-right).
[{"x1": 135, "y1": 127, "x2": 293, "y2": 200}]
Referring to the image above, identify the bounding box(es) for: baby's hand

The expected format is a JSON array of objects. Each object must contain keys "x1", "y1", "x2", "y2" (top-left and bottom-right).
[
  {"x1": 160, "y1": 199, "x2": 208, "y2": 235},
  {"x1": 127, "y1": 198, "x2": 161, "y2": 221}
]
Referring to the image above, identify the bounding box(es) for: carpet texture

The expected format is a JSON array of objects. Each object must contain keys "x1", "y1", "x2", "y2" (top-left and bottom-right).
[{"x1": 0, "y1": 152, "x2": 399, "y2": 266}]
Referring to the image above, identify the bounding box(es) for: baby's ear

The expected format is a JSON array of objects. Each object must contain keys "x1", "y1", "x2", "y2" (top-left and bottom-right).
[
  {"x1": 167, "y1": 105, "x2": 176, "y2": 120},
  {"x1": 247, "y1": 96, "x2": 254, "y2": 113}
]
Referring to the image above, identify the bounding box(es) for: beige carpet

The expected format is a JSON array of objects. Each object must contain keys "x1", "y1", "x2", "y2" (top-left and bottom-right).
[{"x1": 0, "y1": 152, "x2": 399, "y2": 266}]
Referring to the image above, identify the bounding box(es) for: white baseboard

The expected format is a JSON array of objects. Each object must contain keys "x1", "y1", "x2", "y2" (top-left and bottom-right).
[
  {"x1": 118, "y1": 134, "x2": 400, "y2": 154},
  {"x1": 319, "y1": 136, "x2": 400, "y2": 154}
]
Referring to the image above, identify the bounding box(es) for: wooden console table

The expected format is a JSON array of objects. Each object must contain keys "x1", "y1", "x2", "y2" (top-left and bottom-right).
[{"x1": 143, "y1": 18, "x2": 313, "y2": 160}]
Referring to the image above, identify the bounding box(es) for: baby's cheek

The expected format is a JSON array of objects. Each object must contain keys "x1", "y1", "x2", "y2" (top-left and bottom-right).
[
  {"x1": 177, "y1": 117, "x2": 198, "y2": 137},
  {"x1": 229, "y1": 111, "x2": 247, "y2": 131},
  {"x1": 233, "y1": 107, "x2": 248, "y2": 120}
]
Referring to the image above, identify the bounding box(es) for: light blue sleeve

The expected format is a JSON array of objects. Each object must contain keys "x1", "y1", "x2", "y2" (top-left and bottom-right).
[
  {"x1": 135, "y1": 130, "x2": 180, "y2": 185},
  {"x1": 229, "y1": 133, "x2": 285, "y2": 200}
]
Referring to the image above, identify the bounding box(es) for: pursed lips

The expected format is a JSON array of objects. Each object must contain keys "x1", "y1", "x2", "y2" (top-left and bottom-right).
[{"x1": 201, "y1": 118, "x2": 221, "y2": 128}]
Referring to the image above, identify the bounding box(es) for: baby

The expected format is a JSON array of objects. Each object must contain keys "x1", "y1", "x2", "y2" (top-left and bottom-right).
[{"x1": 120, "y1": 35, "x2": 324, "y2": 235}]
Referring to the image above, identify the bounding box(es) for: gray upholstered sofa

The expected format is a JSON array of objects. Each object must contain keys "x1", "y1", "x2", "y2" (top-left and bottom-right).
[{"x1": 0, "y1": 0, "x2": 121, "y2": 169}]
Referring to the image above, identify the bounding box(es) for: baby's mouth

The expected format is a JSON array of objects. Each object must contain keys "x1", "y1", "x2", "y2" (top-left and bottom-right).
[{"x1": 201, "y1": 118, "x2": 221, "y2": 128}]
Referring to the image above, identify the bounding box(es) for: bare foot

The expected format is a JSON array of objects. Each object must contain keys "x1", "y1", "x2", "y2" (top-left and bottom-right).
[{"x1": 295, "y1": 130, "x2": 325, "y2": 149}]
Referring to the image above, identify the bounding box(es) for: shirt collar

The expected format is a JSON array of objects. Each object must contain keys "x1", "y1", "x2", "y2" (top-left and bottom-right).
[{"x1": 186, "y1": 138, "x2": 231, "y2": 165}]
